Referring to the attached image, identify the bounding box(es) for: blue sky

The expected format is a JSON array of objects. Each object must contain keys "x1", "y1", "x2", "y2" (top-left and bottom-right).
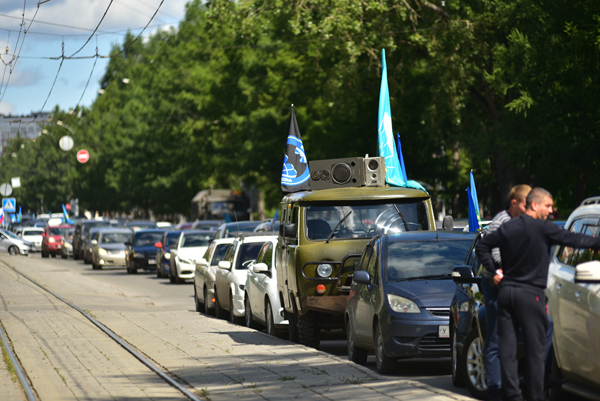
[{"x1": 0, "y1": 0, "x2": 188, "y2": 116}]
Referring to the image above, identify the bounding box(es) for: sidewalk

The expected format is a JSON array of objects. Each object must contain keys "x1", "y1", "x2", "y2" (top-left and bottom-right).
[{"x1": 0, "y1": 255, "x2": 474, "y2": 400}]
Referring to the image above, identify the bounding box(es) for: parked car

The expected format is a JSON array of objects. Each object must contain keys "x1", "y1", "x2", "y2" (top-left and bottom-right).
[
  {"x1": 193, "y1": 237, "x2": 235, "y2": 314},
  {"x1": 191, "y1": 220, "x2": 222, "y2": 231},
  {"x1": 244, "y1": 235, "x2": 288, "y2": 336},
  {"x1": 41, "y1": 225, "x2": 72, "y2": 258},
  {"x1": 60, "y1": 228, "x2": 75, "y2": 259},
  {"x1": 169, "y1": 230, "x2": 214, "y2": 284},
  {"x1": 20, "y1": 227, "x2": 44, "y2": 252},
  {"x1": 345, "y1": 231, "x2": 474, "y2": 373},
  {"x1": 155, "y1": 230, "x2": 182, "y2": 278},
  {"x1": 253, "y1": 219, "x2": 280, "y2": 233},
  {"x1": 125, "y1": 229, "x2": 166, "y2": 274},
  {"x1": 0, "y1": 229, "x2": 34, "y2": 255},
  {"x1": 124, "y1": 220, "x2": 158, "y2": 231},
  {"x1": 84, "y1": 227, "x2": 104, "y2": 264},
  {"x1": 547, "y1": 196, "x2": 600, "y2": 400},
  {"x1": 214, "y1": 235, "x2": 271, "y2": 323},
  {"x1": 174, "y1": 222, "x2": 194, "y2": 230},
  {"x1": 213, "y1": 221, "x2": 262, "y2": 240},
  {"x1": 90, "y1": 227, "x2": 133, "y2": 270},
  {"x1": 73, "y1": 220, "x2": 109, "y2": 260}
]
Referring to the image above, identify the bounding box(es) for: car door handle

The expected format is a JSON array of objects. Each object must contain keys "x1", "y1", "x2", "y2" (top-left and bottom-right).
[
  {"x1": 575, "y1": 291, "x2": 581, "y2": 301},
  {"x1": 556, "y1": 283, "x2": 562, "y2": 293}
]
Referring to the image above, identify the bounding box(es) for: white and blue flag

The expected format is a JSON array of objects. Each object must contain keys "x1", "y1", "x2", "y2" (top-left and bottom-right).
[{"x1": 281, "y1": 105, "x2": 311, "y2": 194}]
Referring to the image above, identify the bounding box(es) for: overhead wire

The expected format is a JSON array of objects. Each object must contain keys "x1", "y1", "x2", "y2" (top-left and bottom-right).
[
  {"x1": 67, "y1": 0, "x2": 115, "y2": 58},
  {"x1": 35, "y1": 40, "x2": 65, "y2": 120},
  {"x1": 75, "y1": 37, "x2": 100, "y2": 110},
  {"x1": 109, "y1": 0, "x2": 165, "y2": 58}
]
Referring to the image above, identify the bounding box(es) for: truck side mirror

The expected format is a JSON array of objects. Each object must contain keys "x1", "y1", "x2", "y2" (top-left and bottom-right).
[{"x1": 282, "y1": 223, "x2": 296, "y2": 238}]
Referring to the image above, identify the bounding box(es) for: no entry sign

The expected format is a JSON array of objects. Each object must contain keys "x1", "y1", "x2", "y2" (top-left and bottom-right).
[{"x1": 77, "y1": 149, "x2": 90, "y2": 163}]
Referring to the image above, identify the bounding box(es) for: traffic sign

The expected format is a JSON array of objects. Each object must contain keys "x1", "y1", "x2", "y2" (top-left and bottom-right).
[
  {"x1": 0, "y1": 183, "x2": 12, "y2": 197},
  {"x1": 2, "y1": 198, "x2": 16, "y2": 213},
  {"x1": 77, "y1": 149, "x2": 89, "y2": 163},
  {"x1": 59, "y1": 135, "x2": 74, "y2": 151}
]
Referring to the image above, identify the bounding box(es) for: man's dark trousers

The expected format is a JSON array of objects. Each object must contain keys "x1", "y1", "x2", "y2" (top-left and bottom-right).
[
  {"x1": 481, "y1": 278, "x2": 502, "y2": 400},
  {"x1": 498, "y1": 284, "x2": 548, "y2": 401}
]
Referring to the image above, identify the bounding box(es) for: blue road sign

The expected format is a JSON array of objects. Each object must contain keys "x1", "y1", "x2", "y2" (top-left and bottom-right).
[{"x1": 2, "y1": 198, "x2": 16, "y2": 213}]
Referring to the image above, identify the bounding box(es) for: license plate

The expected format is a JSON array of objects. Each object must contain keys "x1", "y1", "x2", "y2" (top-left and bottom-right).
[
  {"x1": 148, "y1": 259, "x2": 156, "y2": 265},
  {"x1": 438, "y1": 325, "x2": 449, "y2": 338}
]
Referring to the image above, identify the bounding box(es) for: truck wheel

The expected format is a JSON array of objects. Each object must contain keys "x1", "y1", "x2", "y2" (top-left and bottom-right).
[
  {"x1": 288, "y1": 311, "x2": 299, "y2": 343},
  {"x1": 375, "y1": 324, "x2": 396, "y2": 374},
  {"x1": 297, "y1": 312, "x2": 320, "y2": 349},
  {"x1": 451, "y1": 326, "x2": 466, "y2": 387},
  {"x1": 463, "y1": 328, "x2": 488, "y2": 399}
]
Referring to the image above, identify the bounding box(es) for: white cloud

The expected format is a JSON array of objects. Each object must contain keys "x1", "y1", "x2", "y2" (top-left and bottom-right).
[{"x1": 0, "y1": 101, "x2": 16, "y2": 115}]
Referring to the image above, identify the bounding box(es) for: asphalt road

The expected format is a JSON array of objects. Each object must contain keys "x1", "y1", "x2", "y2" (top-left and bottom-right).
[{"x1": 10, "y1": 251, "x2": 475, "y2": 400}]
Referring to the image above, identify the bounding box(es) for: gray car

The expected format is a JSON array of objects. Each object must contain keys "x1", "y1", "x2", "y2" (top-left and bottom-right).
[
  {"x1": 90, "y1": 227, "x2": 133, "y2": 270},
  {"x1": 0, "y1": 229, "x2": 34, "y2": 255}
]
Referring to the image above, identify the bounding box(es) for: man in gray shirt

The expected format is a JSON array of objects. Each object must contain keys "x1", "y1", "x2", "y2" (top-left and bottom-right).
[{"x1": 481, "y1": 184, "x2": 530, "y2": 401}]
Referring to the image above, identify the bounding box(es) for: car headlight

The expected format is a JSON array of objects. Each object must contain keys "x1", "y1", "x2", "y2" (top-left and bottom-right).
[
  {"x1": 98, "y1": 248, "x2": 108, "y2": 255},
  {"x1": 316, "y1": 263, "x2": 333, "y2": 278},
  {"x1": 165, "y1": 253, "x2": 171, "y2": 259},
  {"x1": 387, "y1": 294, "x2": 420, "y2": 313},
  {"x1": 48, "y1": 237, "x2": 56, "y2": 243},
  {"x1": 179, "y1": 257, "x2": 193, "y2": 265},
  {"x1": 459, "y1": 302, "x2": 469, "y2": 312},
  {"x1": 64, "y1": 242, "x2": 72, "y2": 249}
]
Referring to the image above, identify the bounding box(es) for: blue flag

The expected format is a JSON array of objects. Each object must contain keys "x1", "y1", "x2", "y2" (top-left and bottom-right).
[
  {"x1": 396, "y1": 133, "x2": 407, "y2": 182},
  {"x1": 224, "y1": 213, "x2": 232, "y2": 223},
  {"x1": 467, "y1": 171, "x2": 481, "y2": 232},
  {"x1": 17, "y1": 206, "x2": 21, "y2": 223},
  {"x1": 281, "y1": 105, "x2": 311, "y2": 193},
  {"x1": 62, "y1": 204, "x2": 74, "y2": 225}
]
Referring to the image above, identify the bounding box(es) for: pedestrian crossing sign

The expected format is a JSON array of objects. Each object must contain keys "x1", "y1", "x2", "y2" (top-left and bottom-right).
[{"x1": 2, "y1": 198, "x2": 15, "y2": 213}]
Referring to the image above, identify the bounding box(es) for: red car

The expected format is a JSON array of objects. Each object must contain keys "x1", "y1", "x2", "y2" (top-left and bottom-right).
[{"x1": 42, "y1": 224, "x2": 73, "y2": 258}]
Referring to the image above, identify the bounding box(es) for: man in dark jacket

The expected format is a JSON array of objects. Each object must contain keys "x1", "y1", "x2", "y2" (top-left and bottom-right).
[{"x1": 476, "y1": 187, "x2": 600, "y2": 401}]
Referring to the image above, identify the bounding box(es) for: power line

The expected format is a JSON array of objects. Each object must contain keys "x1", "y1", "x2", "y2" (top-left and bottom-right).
[
  {"x1": 75, "y1": 40, "x2": 100, "y2": 110},
  {"x1": 35, "y1": 41, "x2": 65, "y2": 120},
  {"x1": 0, "y1": 21, "x2": 179, "y2": 38},
  {"x1": 109, "y1": 0, "x2": 165, "y2": 59},
  {"x1": 68, "y1": 0, "x2": 114, "y2": 58}
]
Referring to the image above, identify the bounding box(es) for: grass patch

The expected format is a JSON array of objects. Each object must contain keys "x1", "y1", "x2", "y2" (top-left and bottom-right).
[
  {"x1": 340, "y1": 375, "x2": 368, "y2": 384},
  {"x1": 199, "y1": 388, "x2": 211, "y2": 400},
  {"x1": 0, "y1": 340, "x2": 17, "y2": 383}
]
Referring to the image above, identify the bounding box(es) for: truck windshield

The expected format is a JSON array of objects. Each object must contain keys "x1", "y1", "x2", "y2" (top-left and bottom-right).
[{"x1": 305, "y1": 201, "x2": 429, "y2": 241}]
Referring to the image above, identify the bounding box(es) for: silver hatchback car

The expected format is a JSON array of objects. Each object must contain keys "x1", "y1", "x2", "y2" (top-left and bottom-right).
[
  {"x1": 0, "y1": 229, "x2": 34, "y2": 255},
  {"x1": 547, "y1": 196, "x2": 600, "y2": 400}
]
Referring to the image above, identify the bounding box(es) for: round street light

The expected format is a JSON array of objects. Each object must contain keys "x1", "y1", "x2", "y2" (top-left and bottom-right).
[{"x1": 56, "y1": 120, "x2": 75, "y2": 135}]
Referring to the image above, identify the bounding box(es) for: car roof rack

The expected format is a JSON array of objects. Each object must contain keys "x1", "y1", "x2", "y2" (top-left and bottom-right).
[{"x1": 581, "y1": 196, "x2": 600, "y2": 206}]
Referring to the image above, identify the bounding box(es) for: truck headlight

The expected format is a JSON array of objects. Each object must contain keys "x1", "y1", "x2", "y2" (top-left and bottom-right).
[
  {"x1": 387, "y1": 294, "x2": 420, "y2": 313},
  {"x1": 316, "y1": 263, "x2": 333, "y2": 278}
]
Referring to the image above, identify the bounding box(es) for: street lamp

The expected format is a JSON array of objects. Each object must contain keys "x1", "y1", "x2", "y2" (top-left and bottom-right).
[{"x1": 56, "y1": 120, "x2": 75, "y2": 135}]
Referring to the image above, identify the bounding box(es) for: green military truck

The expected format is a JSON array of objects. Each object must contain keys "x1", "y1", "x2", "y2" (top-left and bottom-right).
[{"x1": 276, "y1": 156, "x2": 437, "y2": 349}]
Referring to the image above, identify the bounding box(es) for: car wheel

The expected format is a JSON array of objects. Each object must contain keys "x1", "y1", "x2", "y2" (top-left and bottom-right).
[
  {"x1": 156, "y1": 264, "x2": 162, "y2": 278},
  {"x1": 265, "y1": 301, "x2": 280, "y2": 337},
  {"x1": 451, "y1": 326, "x2": 466, "y2": 387},
  {"x1": 463, "y1": 328, "x2": 488, "y2": 399},
  {"x1": 8, "y1": 246, "x2": 18, "y2": 256},
  {"x1": 194, "y1": 286, "x2": 203, "y2": 313},
  {"x1": 244, "y1": 295, "x2": 259, "y2": 329},
  {"x1": 375, "y1": 324, "x2": 396, "y2": 374},
  {"x1": 41, "y1": 248, "x2": 49, "y2": 258},
  {"x1": 229, "y1": 292, "x2": 243, "y2": 325},
  {"x1": 50, "y1": 253, "x2": 56, "y2": 258},
  {"x1": 297, "y1": 311, "x2": 320, "y2": 349},
  {"x1": 73, "y1": 249, "x2": 80, "y2": 260},
  {"x1": 204, "y1": 287, "x2": 214, "y2": 316},
  {"x1": 168, "y1": 265, "x2": 176, "y2": 284},
  {"x1": 214, "y1": 290, "x2": 226, "y2": 320},
  {"x1": 346, "y1": 318, "x2": 368, "y2": 365},
  {"x1": 61, "y1": 252, "x2": 67, "y2": 259}
]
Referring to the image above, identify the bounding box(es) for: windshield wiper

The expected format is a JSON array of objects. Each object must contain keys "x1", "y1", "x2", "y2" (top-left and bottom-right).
[
  {"x1": 393, "y1": 204, "x2": 410, "y2": 231},
  {"x1": 396, "y1": 274, "x2": 452, "y2": 282},
  {"x1": 325, "y1": 211, "x2": 353, "y2": 244}
]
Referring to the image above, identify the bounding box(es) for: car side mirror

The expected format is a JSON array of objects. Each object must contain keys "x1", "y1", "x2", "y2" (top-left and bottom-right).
[
  {"x1": 252, "y1": 262, "x2": 269, "y2": 273},
  {"x1": 154, "y1": 242, "x2": 162, "y2": 248},
  {"x1": 452, "y1": 265, "x2": 479, "y2": 284},
  {"x1": 575, "y1": 260, "x2": 600, "y2": 283},
  {"x1": 41, "y1": 233, "x2": 46, "y2": 237},
  {"x1": 442, "y1": 215, "x2": 454, "y2": 231},
  {"x1": 281, "y1": 223, "x2": 296, "y2": 238},
  {"x1": 218, "y1": 260, "x2": 232, "y2": 270},
  {"x1": 91, "y1": 239, "x2": 98, "y2": 245},
  {"x1": 353, "y1": 270, "x2": 371, "y2": 285}
]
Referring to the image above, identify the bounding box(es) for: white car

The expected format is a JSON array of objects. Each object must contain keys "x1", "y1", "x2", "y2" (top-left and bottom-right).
[
  {"x1": 0, "y1": 229, "x2": 34, "y2": 255},
  {"x1": 194, "y1": 237, "x2": 235, "y2": 315},
  {"x1": 547, "y1": 196, "x2": 600, "y2": 400},
  {"x1": 214, "y1": 235, "x2": 271, "y2": 323},
  {"x1": 20, "y1": 227, "x2": 44, "y2": 251},
  {"x1": 169, "y1": 230, "x2": 213, "y2": 284},
  {"x1": 244, "y1": 235, "x2": 288, "y2": 337}
]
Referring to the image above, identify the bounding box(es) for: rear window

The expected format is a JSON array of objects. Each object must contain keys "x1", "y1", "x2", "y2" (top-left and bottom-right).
[
  {"x1": 133, "y1": 232, "x2": 164, "y2": 246},
  {"x1": 100, "y1": 232, "x2": 131, "y2": 244},
  {"x1": 181, "y1": 233, "x2": 213, "y2": 248},
  {"x1": 48, "y1": 227, "x2": 69, "y2": 236},
  {"x1": 23, "y1": 229, "x2": 43, "y2": 235},
  {"x1": 165, "y1": 233, "x2": 181, "y2": 248},
  {"x1": 235, "y1": 242, "x2": 266, "y2": 270},
  {"x1": 211, "y1": 243, "x2": 231, "y2": 266}
]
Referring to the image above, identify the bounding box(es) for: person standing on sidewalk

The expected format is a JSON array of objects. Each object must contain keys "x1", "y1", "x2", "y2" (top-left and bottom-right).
[
  {"x1": 481, "y1": 184, "x2": 531, "y2": 401},
  {"x1": 475, "y1": 187, "x2": 600, "y2": 401}
]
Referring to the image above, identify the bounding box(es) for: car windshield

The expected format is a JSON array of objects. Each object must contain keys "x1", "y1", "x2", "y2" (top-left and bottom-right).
[
  {"x1": 165, "y1": 233, "x2": 180, "y2": 247},
  {"x1": 224, "y1": 223, "x2": 260, "y2": 236},
  {"x1": 2, "y1": 230, "x2": 19, "y2": 239},
  {"x1": 235, "y1": 242, "x2": 265, "y2": 270},
  {"x1": 305, "y1": 201, "x2": 430, "y2": 241},
  {"x1": 133, "y1": 232, "x2": 163, "y2": 246},
  {"x1": 48, "y1": 227, "x2": 69, "y2": 236},
  {"x1": 100, "y1": 232, "x2": 131, "y2": 244},
  {"x1": 386, "y1": 240, "x2": 472, "y2": 281},
  {"x1": 23, "y1": 229, "x2": 44, "y2": 236},
  {"x1": 181, "y1": 233, "x2": 213, "y2": 248}
]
